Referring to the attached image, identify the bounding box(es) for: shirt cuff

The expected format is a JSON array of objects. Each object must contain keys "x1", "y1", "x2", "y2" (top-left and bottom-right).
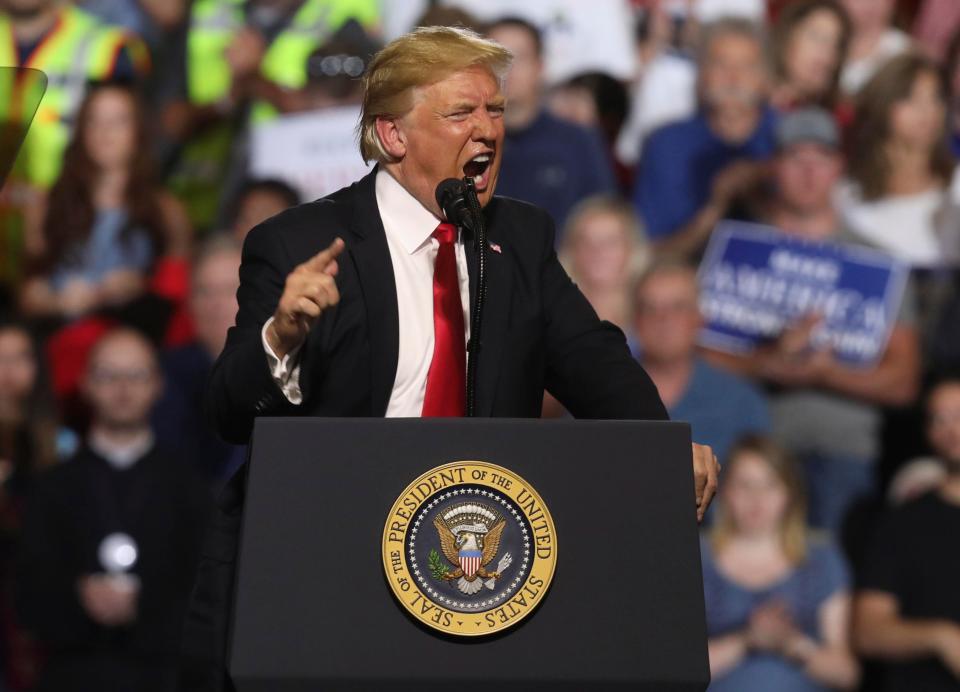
[{"x1": 261, "y1": 317, "x2": 303, "y2": 405}]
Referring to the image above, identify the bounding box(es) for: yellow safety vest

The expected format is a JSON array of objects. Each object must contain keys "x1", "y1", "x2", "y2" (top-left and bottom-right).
[
  {"x1": 0, "y1": 7, "x2": 149, "y2": 283},
  {"x1": 169, "y1": 0, "x2": 379, "y2": 232},
  {"x1": 0, "y1": 7, "x2": 150, "y2": 188}
]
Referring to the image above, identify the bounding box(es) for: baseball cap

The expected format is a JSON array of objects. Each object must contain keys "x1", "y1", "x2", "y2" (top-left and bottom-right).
[{"x1": 776, "y1": 107, "x2": 840, "y2": 151}]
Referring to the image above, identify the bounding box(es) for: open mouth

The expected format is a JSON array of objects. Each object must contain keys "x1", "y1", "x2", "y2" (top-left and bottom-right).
[{"x1": 463, "y1": 153, "x2": 493, "y2": 188}]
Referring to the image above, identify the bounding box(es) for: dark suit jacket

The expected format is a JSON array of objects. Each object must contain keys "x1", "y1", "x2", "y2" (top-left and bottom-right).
[{"x1": 179, "y1": 169, "x2": 667, "y2": 690}]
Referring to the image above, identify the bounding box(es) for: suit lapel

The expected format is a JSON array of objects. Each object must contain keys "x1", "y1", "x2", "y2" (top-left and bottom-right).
[
  {"x1": 466, "y1": 201, "x2": 511, "y2": 417},
  {"x1": 345, "y1": 169, "x2": 399, "y2": 417}
]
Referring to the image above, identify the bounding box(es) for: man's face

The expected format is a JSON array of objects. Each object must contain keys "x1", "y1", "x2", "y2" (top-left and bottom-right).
[
  {"x1": 774, "y1": 142, "x2": 843, "y2": 216},
  {"x1": 233, "y1": 189, "x2": 291, "y2": 242},
  {"x1": 388, "y1": 65, "x2": 505, "y2": 213},
  {"x1": 569, "y1": 211, "x2": 634, "y2": 289},
  {"x1": 0, "y1": 0, "x2": 51, "y2": 18},
  {"x1": 83, "y1": 334, "x2": 162, "y2": 430},
  {"x1": 486, "y1": 24, "x2": 543, "y2": 109},
  {"x1": 634, "y1": 269, "x2": 703, "y2": 365},
  {"x1": 190, "y1": 250, "x2": 241, "y2": 358},
  {"x1": 700, "y1": 34, "x2": 767, "y2": 115},
  {"x1": 928, "y1": 383, "x2": 960, "y2": 469}
]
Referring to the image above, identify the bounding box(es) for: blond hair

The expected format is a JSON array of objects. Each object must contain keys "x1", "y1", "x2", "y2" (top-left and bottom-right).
[
  {"x1": 358, "y1": 26, "x2": 513, "y2": 163},
  {"x1": 710, "y1": 435, "x2": 810, "y2": 565},
  {"x1": 560, "y1": 195, "x2": 651, "y2": 284}
]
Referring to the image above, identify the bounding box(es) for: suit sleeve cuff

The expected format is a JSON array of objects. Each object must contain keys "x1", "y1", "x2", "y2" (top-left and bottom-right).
[{"x1": 261, "y1": 318, "x2": 303, "y2": 405}]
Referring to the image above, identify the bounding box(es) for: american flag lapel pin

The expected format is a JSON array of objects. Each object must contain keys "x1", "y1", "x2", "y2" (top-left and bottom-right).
[{"x1": 489, "y1": 241, "x2": 502, "y2": 254}]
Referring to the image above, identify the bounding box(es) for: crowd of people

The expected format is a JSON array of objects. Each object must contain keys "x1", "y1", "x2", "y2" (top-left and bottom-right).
[{"x1": 1, "y1": 0, "x2": 960, "y2": 690}]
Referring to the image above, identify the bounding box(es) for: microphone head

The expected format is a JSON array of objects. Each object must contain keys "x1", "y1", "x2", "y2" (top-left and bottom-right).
[
  {"x1": 435, "y1": 178, "x2": 465, "y2": 216},
  {"x1": 435, "y1": 178, "x2": 474, "y2": 231}
]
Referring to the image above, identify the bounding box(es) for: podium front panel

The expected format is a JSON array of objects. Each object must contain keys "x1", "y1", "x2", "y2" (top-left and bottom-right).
[{"x1": 230, "y1": 418, "x2": 709, "y2": 691}]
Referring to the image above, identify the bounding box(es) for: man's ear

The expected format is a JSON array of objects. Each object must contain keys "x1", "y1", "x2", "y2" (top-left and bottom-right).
[{"x1": 375, "y1": 116, "x2": 406, "y2": 160}]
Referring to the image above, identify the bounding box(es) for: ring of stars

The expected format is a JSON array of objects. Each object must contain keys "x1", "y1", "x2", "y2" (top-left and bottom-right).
[{"x1": 407, "y1": 486, "x2": 532, "y2": 612}]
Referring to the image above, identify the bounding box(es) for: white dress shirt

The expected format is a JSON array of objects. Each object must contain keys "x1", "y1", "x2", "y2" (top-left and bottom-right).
[{"x1": 262, "y1": 168, "x2": 471, "y2": 416}]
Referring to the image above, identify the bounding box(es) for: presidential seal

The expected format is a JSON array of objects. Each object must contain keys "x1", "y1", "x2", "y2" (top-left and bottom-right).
[{"x1": 382, "y1": 461, "x2": 557, "y2": 636}]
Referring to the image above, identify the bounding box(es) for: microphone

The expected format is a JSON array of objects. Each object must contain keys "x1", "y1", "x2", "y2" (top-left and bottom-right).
[{"x1": 435, "y1": 178, "x2": 476, "y2": 233}]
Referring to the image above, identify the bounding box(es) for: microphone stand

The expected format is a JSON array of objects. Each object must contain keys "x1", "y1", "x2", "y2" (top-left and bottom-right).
[{"x1": 462, "y1": 176, "x2": 486, "y2": 418}]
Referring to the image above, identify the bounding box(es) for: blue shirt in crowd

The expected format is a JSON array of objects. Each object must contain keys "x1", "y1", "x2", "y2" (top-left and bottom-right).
[
  {"x1": 632, "y1": 108, "x2": 778, "y2": 240},
  {"x1": 50, "y1": 208, "x2": 154, "y2": 291},
  {"x1": 669, "y1": 358, "x2": 771, "y2": 462},
  {"x1": 496, "y1": 109, "x2": 616, "y2": 238},
  {"x1": 701, "y1": 536, "x2": 850, "y2": 692}
]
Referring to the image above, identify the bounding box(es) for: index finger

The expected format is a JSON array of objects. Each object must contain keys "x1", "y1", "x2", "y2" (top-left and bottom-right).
[{"x1": 304, "y1": 237, "x2": 345, "y2": 272}]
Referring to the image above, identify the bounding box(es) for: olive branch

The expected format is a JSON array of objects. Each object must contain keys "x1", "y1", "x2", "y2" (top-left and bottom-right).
[{"x1": 428, "y1": 549, "x2": 450, "y2": 581}]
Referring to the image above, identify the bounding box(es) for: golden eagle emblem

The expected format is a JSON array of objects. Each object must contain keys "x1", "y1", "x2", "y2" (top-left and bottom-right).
[{"x1": 431, "y1": 503, "x2": 513, "y2": 595}]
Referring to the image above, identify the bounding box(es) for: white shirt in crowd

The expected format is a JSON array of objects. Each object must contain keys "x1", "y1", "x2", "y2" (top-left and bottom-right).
[
  {"x1": 261, "y1": 168, "x2": 471, "y2": 417},
  {"x1": 840, "y1": 28, "x2": 911, "y2": 96},
  {"x1": 616, "y1": 51, "x2": 697, "y2": 165},
  {"x1": 836, "y1": 170, "x2": 960, "y2": 268}
]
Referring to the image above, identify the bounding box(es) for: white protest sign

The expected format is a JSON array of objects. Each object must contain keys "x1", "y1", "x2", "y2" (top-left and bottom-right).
[{"x1": 249, "y1": 106, "x2": 372, "y2": 203}]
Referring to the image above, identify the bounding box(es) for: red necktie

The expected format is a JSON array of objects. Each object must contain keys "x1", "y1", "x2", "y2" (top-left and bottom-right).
[{"x1": 421, "y1": 223, "x2": 466, "y2": 417}]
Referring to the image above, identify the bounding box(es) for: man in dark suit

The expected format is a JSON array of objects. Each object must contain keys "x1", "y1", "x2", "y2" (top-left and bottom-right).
[{"x1": 181, "y1": 25, "x2": 719, "y2": 691}]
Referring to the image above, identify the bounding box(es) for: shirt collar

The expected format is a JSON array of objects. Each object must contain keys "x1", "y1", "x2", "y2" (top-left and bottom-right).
[
  {"x1": 88, "y1": 429, "x2": 155, "y2": 470},
  {"x1": 375, "y1": 167, "x2": 444, "y2": 255}
]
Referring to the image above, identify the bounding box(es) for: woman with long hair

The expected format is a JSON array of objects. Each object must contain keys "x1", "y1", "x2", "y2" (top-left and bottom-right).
[
  {"x1": 840, "y1": 52, "x2": 958, "y2": 267},
  {"x1": 703, "y1": 436, "x2": 859, "y2": 691},
  {"x1": 20, "y1": 81, "x2": 191, "y2": 319},
  {"x1": 559, "y1": 195, "x2": 650, "y2": 336},
  {"x1": 0, "y1": 317, "x2": 74, "y2": 688},
  {"x1": 770, "y1": 0, "x2": 852, "y2": 114}
]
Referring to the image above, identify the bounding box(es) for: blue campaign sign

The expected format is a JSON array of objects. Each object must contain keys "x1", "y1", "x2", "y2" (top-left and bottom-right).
[{"x1": 697, "y1": 221, "x2": 909, "y2": 366}]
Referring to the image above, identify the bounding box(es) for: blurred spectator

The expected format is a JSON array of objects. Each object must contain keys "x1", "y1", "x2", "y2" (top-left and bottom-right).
[
  {"x1": 633, "y1": 262, "x2": 770, "y2": 462},
  {"x1": 633, "y1": 17, "x2": 776, "y2": 257},
  {"x1": 0, "y1": 0, "x2": 149, "y2": 287},
  {"x1": 19, "y1": 82, "x2": 191, "y2": 321},
  {"x1": 769, "y1": 0, "x2": 851, "y2": 114},
  {"x1": 413, "y1": 5, "x2": 484, "y2": 34},
  {"x1": 15, "y1": 328, "x2": 212, "y2": 692},
  {"x1": 163, "y1": 0, "x2": 380, "y2": 233},
  {"x1": 839, "y1": 0, "x2": 911, "y2": 96},
  {"x1": 486, "y1": 16, "x2": 616, "y2": 233},
  {"x1": 0, "y1": 318, "x2": 73, "y2": 689},
  {"x1": 854, "y1": 374, "x2": 960, "y2": 691},
  {"x1": 913, "y1": 0, "x2": 960, "y2": 63},
  {"x1": 153, "y1": 237, "x2": 245, "y2": 486},
  {"x1": 616, "y1": 1, "x2": 697, "y2": 167},
  {"x1": 0, "y1": 0, "x2": 149, "y2": 188},
  {"x1": 79, "y1": 0, "x2": 187, "y2": 49},
  {"x1": 230, "y1": 178, "x2": 301, "y2": 244},
  {"x1": 300, "y1": 19, "x2": 379, "y2": 110},
  {"x1": 0, "y1": 320, "x2": 66, "y2": 498},
  {"x1": 840, "y1": 53, "x2": 959, "y2": 268},
  {"x1": 549, "y1": 71, "x2": 632, "y2": 190},
  {"x1": 886, "y1": 456, "x2": 947, "y2": 505},
  {"x1": 695, "y1": 0, "x2": 766, "y2": 24},
  {"x1": 702, "y1": 436, "x2": 859, "y2": 691},
  {"x1": 559, "y1": 196, "x2": 650, "y2": 335},
  {"x1": 707, "y1": 107, "x2": 921, "y2": 532},
  {"x1": 542, "y1": 195, "x2": 651, "y2": 419},
  {"x1": 944, "y1": 27, "x2": 960, "y2": 159}
]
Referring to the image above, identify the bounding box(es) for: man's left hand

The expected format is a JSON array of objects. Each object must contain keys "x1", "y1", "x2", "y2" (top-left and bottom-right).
[{"x1": 692, "y1": 443, "x2": 720, "y2": 523}]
